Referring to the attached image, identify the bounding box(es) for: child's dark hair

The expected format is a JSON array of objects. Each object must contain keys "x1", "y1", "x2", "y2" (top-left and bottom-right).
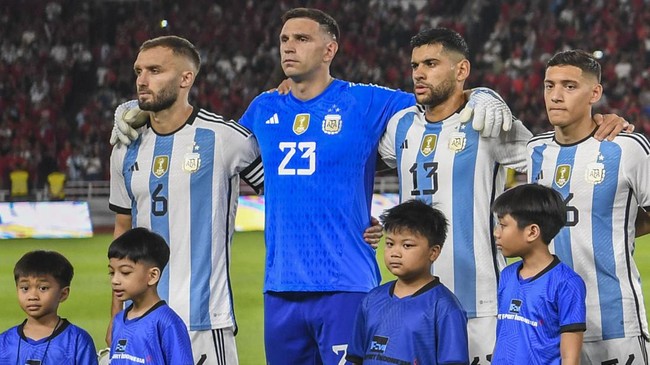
[
  {"x1": 108, "y1": 227, "x2": 170, "y2": 271},
  {"x1": 492, "y1": 184, "x2": 567, "y2": 244},
  {"x1": 380, "y1": 199, "x2": 448, "y2": 247},
  {"x1": 14, "y1": 250, "x2": 74, "y2": 287}
]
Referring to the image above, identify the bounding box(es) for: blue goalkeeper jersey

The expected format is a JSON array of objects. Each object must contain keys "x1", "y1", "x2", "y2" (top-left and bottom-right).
[
  {"x1": 346, "y1": 279, "x2": 469, "y2": 365},
  {"x1": 492, "y1": 257, "x2": 586, "y2": 365},
  {"x1": 240, "y1": 79, "x2": 414, "y2": 292},
  {"x1": 0, "y1": 319, "x2": 98, "y2": 365},
  {"x1": 109, "y1": 301, "x2": 193, "y2": 365}
]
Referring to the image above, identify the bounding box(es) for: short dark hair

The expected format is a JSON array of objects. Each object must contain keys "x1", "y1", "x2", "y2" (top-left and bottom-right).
[
  {"x1": 108, "y1": 227, "x2": 170, "y2": 272},
  {"x1": 14, "y1": 250, "x2": 74, "y2": 288},
  {"x1": 410, "y1": 27, "x2": 469, "y2": 59},
  {"x1": 492, "y1": 184, "x2": 567, "y2": 245},
  {"x1": 140, "y1": 35, "x2": 201, "y2": 74},
  {"x1": 282, "y1": 8, "x2": 340, "y2": 42},
  {"x1": 380, "y1": 199, "x2": 448, "y2": 248},
  {"x1": 547, "y1": 50, "x2": 601, "y2": 83}
]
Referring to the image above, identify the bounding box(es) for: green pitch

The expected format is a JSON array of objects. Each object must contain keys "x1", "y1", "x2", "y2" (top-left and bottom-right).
[{"x1": 1, "y1": 232, "x2": 649, "y2": 363}]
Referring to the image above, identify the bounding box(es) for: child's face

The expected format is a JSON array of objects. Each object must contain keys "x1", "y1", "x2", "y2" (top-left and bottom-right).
[
  {"x1": 16, "y1": 274, "x2": 69, "y2": 320},
  {"x1": 494, "y1": 214, "x2": 528, "y2": 257},
  {"x1": 108, "y1": 258, "x2": 157, "y2": 302},
  {"x1": 384, "y1": 229, "x2": 440, "y2": 281}
]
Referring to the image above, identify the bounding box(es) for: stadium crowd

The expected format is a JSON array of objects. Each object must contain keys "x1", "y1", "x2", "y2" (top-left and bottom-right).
[{"x1": 1, "y1": 0, "x2": 649, "y2": 193}]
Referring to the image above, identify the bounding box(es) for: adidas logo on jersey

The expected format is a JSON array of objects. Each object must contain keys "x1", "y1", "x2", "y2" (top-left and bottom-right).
[
  {"x1": 265, "y1": 113, "x2": 279, "y2": 125},
  {"x1": 399, "y1": 140, "x2": 409, "y2": 149}
]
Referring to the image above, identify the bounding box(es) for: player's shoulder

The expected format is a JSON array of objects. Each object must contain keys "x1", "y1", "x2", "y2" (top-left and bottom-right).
[
  {"x1": 608, "y1": 132, "x2": 650, "y2": 155},
  {"x1": 194, "y1": 108, "x2": 253, "y2": 137},
  {"x1": 527, "y1": 130, "x2": 555, "y2": 147}
]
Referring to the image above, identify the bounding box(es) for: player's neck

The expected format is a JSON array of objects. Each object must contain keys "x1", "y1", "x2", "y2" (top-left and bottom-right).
[
  {"x1": 150, "y1": 100, "x2": 193, "y2": 134},
  {"x1": 24, "y1": 313, "x2": 61, "y2": 340},
  {"x1": 289, "y1": 72, "x2": 334, "y2": 101},
  {"x1": 393, "y1": 274, "x2": 434, "y2": 298},
  {"x1": 424, "y1": 91, "x2": 465, "y2": 122},
  {"x1": 519, "y1": 248, "x2": 554, "y2": 279},
  {"x1": 127, "y1": 291, "x2": 161, "y2": 319},
  {"x1": 554, "y1": 118, "x2": 597, "y2": 144}
]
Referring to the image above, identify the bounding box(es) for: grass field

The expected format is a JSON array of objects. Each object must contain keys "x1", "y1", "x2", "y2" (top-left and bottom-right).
[{"x1": 1, "y1": 232, "x2": 649, "y2": 363}]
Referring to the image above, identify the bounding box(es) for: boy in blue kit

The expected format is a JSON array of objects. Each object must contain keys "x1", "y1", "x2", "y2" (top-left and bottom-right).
[
  {"x1": 108, "y1": 227, "x2": 193, "y2": 364},
  {"x1": 491, "y1": 184, "x2": 586, "y2": 365},
  {"x1": 0, "y1": 250, "x2": 98, "y2": 365},
  {"x1": 347, "y1": 199, "x2": 469, "y2": 365}
]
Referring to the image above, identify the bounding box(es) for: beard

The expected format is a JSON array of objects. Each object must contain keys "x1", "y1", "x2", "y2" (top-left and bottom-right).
[
  {"x1": 138, "y1": 83, "x2": 178, "y2": 112},
  {"x1": 415, "y1": 77, "x2": 455, "y2": 107}
]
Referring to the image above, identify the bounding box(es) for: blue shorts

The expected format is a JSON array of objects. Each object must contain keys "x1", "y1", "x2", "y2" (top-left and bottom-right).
[{"x1": 264, "y1": 291, "x2": 366, "y2": 365}]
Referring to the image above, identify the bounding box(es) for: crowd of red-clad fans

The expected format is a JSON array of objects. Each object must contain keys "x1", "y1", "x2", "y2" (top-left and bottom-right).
[{"x1": 1, "y1": 0, "x2": 649, "y2": 198}]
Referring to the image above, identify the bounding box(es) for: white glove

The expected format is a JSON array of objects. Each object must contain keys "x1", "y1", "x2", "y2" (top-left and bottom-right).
[
  {"x1": 459, "y1": 87, "x2": 513, "y2": 138},
  {"x1": 109, "y1": 100, "x2": 149, "y2": 146}
]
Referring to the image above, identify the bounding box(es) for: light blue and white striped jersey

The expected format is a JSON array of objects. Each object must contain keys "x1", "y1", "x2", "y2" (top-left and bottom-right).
[
  {"x1": 109, "y1": 107, "x2": 263, "y2": 331},
  {"x1": 239, "y1": 79, "x2": 414, "y2": 293},
  {"x1": 378, "y1": 105, "x2": 531, "y2": 318},
  {"x1": 527, "y1": 131, "x2": 650, "y2": 341}
]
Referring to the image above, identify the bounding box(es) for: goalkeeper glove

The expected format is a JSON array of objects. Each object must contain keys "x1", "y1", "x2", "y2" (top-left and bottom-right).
[
  {"x1": 459, "y1": 87, "x2": 513, "y2": 138},
  {"x1": 109, "y1": 100, "x2": 149, "y2": 146}
]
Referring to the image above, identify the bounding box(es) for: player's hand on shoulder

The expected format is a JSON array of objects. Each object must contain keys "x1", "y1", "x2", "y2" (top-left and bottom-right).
[
  {"x1": 109, "y1": 100, "x2": 149, "y2": 146},
  {"x1": 592, "y1": 113, "x2": 634, "y2": 141},
  {"x1": 363, "y1": 216, "x2": 383, "y2": 250},
  {"x1": 460, "y1": 87, "x2": 513, "y2": 138}
]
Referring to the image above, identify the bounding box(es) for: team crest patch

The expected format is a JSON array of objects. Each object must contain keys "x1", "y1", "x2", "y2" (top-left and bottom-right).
[
  {"x1": 183, "y1": 152, "x2": 201, "y2": 173},
  {"x1": 509, "y1": 299, "x2": 522, "y2": 314},
  {"x1": 115, "y1": 339, "x2": 128, "y2": 353},
  {"x1": 448, "y1": 132, "x2": 466, "y2": 152},
  {"x1": 293, "y1": 114, "x2": 310, "y2": 135},
  {"x1": 585, "y1": 162, "x2": 605, "y2": 184},
  {"x1": 152, "y1": 156, "x2": 169, "y2": 178},
  {"x1": 420, "y1": 134, "x2": 437, "y2": 156},
  {"x1": 554, "y1": 164, "x2": 571, "y2": 188},
  {"x1": 370, "y1": 336, "x2": 389, "y2": 353},
  {"x1": 322, "y1": 114, "x2": 342, "y2": 134}
]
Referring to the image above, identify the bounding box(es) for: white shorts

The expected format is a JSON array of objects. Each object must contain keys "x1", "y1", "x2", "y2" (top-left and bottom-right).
[
  {"x1": 581, "y1": 336, "x2": 649, "y2": 365},
  {"x1": 189, "y1": 327, "x2": 239, "y2": 365},
  {"x1": 467, "y1": 316, "x2": 497, "y2": 364}
]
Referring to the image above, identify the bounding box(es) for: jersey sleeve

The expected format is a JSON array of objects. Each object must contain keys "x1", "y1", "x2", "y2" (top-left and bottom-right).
[
  {"x1": 378, "y1": 112, "x2": 401, "y2": 169},
  {"x1": 215, "y1": 120, "x2": 264, "y2": 192},
  {"x1": 491, "y1": 119, "x2": 532, "y2": 173},
  {"x1": 558, "y1": 272, "x2": 587, "y2": 333},
  {"x1": 345, "y1": 296, "x2": 369, "y2": 364},
  {"x1": 161, "y1": 315, "x2": 194, "y2": 365},
  {"x1": 75, "y1": 327, "x2": 99, "y2": 365},
  {"x1": 623, "y1": 134, "x2": 650, "y2": 210},
  {"x1": 109, "y1": 144, "x2": 131, "y2": 214},
  {"x1": 435, "y1": 293, "x2": 469, "y2": 364}
]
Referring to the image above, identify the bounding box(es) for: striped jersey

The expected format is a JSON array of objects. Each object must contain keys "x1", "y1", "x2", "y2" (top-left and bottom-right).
[
  {"x1": 527, "y1": 131, "x2": 650, "y2": 341},
  {"x1": 109, "y1": 107, "x2": 263, "y2": 331},
  {"x1": 239, "y1": 79, "x2": 414, "y2": 292},
  {"x1": 378, "y1": 105, "x2": 531, "y2": 318},
  {"x1": 110, "y1": 301, "x2": 193, "y2": 364},
  {"x1": 493, "y1": 257, "x2": 586, "y2": 365}
]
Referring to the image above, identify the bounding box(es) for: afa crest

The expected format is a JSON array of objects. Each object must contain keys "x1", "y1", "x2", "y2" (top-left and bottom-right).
[
  {"x1": 585, "y1": 162, "x2": 605, "y2": 184},
  {"x1": 554, "y1": 164, "x2": 571, "y2": 188},
  {"x1": 322, "y1": 114, "x2": 342, "y2": 134},
  {"x1": 448, "y1": 132, "x2": 466, "y2": 152},
  {"x1": 420, "y1": 134, "x2": 437, "y2": 156},
  {"x1": 183, "y1": 152, "x2": 201, "y2": 173},
  {"x1": 293, "y1": 114, "x2": 310, "y2": 135},
  {"x1": 152, "y1": 156, "x2": 169, "y2": 178}
]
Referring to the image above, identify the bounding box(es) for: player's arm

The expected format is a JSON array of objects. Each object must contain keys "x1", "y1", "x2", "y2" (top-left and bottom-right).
[
  {"x1": 636, "y1": 207, "x2": 650, "y2": 237},
  {"x1": 560, "y1": 331, "x2": 583, "y2": 365},
  {"x1": 592, "y1": 113, "x2": 634, "y2": 141},
  {"x1": 105, "y1": 213, "x2": 132, "y2": 346}
]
